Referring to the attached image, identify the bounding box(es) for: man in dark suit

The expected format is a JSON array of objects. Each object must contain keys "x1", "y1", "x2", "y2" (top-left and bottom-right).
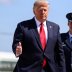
[
  {"x1": 61, "y1": 12, "x2": 72, "y2": 72},
  {"x1": 12, "y1": 0, "x2": 66, "y2": 72}
]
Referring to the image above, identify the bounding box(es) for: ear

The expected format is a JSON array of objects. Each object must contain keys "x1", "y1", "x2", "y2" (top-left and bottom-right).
[
  {"x1": 33, "y1": 10, "x2": 35, "y2": 14},
  {"x1": 68, "y1": 22, "x2": 69, "y2": 26},
  {"x1": 33, "y1": 7, "x2": 35, "y2": 15}
]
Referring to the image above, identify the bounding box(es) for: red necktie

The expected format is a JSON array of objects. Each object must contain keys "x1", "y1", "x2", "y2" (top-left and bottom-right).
[
  {"x1": 40, "y1": 23, "x2": 46, "y2": 50},
  {"x1": 39, "y1": 23, "x2": 46, "y2": 67}
]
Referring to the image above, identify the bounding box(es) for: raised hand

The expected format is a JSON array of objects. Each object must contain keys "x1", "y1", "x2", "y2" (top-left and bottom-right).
[{"x1": 16, "y1": 42, "x2": 22, "y2": 57}]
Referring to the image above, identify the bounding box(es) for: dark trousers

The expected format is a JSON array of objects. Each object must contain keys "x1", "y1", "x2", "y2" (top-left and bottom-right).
[{"x1": 42, "y1": 69, "x2": 45, "y2": 72}]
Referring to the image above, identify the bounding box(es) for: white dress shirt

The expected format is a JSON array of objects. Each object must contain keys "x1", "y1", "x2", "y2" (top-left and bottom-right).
[
  {"x1": 34, "y1": 17, "x2": 48, "y2": 42},
  {"x1": 69, "y1": 32, "x2": 72, "y2": 43}
]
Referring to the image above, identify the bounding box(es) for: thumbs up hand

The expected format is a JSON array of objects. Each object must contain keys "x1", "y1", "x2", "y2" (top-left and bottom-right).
[{"x1": 16, "y1": 42, "x2": 22, "y2": 57}]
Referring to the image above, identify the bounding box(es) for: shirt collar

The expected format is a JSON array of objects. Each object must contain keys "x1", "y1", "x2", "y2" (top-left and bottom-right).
[
  {"x1": 69, "y1": 32, "x2": 72, "y2": 42},
  {"x1": 34, "y1": 17, "x2": 46, "y2": 27},
  {"x1": 69, "y1": 32, "x2": 72, "y2": 38}
]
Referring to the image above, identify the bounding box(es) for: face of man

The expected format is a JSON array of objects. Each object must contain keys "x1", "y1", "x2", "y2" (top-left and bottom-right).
[
  {"x1": 33, "y1": 2, "x2": 49, "y2": 22},
  {"x1": 68, "y1": 21, "x2": 72, "y2": 33}
]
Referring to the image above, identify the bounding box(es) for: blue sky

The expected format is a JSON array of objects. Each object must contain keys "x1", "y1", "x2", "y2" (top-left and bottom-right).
[{"x1": 0, "y1": 0, "x2": 72, "y2": 52}]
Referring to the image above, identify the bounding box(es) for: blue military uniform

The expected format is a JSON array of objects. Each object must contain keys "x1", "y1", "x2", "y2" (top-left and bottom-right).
[{"x1": 61, "y1": 12, "x2": 72, "y2": 72}]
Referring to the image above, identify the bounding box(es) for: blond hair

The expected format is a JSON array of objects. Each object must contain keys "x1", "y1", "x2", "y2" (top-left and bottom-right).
[{"x1": 33, "y1": 0, "x2": 49, "y2": 9}]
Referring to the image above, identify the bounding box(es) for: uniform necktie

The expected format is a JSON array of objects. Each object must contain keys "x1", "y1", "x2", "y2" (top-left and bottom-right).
[
  {"x1": 70, "y1": 37, "x2": 72, "y2": 43},
  {"x1": 39, "y1": 23, "x2": 46, "y2": 67}
]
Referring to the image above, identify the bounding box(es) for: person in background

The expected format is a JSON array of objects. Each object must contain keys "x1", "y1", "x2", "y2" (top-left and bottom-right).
[
  {"x1": 12, "y1": 0, "x2": 66, "y2": 72},
  {"x1": 61, "y1": 12, "x2": 72, "y2": 72}
]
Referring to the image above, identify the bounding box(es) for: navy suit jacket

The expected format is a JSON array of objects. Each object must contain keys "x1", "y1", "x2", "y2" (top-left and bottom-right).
[
  {"x1": 61, "y1": 32, "x2": 72, "y2": 72},
  {"x1": 12, "y1": 18, "x2": 66, "y2": 72}
]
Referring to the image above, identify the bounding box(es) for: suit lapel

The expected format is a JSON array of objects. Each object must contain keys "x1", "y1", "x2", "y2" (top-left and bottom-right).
[
  {"x1": 45, "y1": 21, "x2": 53, "y2": 50},
  {"x1": 32, "y1": 28, "x2": 43, "y2": 49},
  {"x1": 31, "y1": 18, "x2": 43, "y2": 50}
]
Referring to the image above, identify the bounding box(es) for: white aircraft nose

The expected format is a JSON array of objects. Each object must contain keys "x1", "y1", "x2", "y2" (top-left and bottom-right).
[{"x1": 0, "y1": 52, "x2": 18, "y2": 72}]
